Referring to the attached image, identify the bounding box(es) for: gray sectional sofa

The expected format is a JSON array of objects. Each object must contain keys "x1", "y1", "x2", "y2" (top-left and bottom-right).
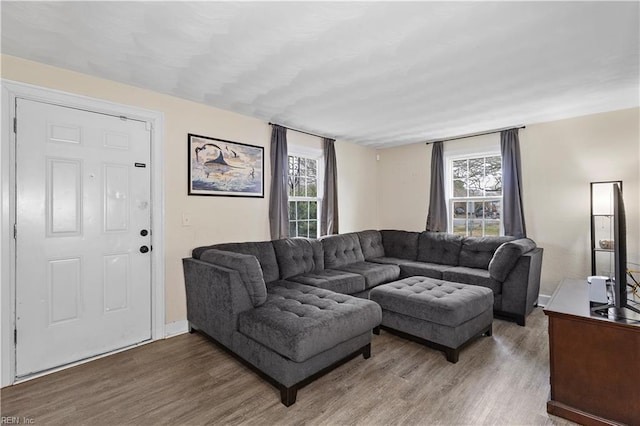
[{"x1": 183, "y1": 229, "x2": 543, "y2": 405}]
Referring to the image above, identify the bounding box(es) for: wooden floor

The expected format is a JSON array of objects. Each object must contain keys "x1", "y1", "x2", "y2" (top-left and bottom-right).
[{"x1": 1, "y1": 308, "x2": 575, "y2": 425}]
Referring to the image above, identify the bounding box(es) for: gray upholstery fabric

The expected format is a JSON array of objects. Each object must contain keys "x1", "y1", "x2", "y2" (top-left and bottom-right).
[
  {"x1": 458, "y1": 236, "x2": 515, "y2": 270},
  {"x1": 286, "y1": 269, "x2": 366, "y2": 294},
  {"x1": 381, "y1": 230, "x2": 420, "y2": 260},
  {"x1": 380, "y1": 308, "x2": 493, "y2": 350},
  {"x1": 183, "y1": 258, "x2": 254, "y2": 347},
  {"x1": 199, "y1": 249, "x2": 267, "y2": 307},
  {"x1": 398, "y1": 261, "x2": 455, "y2": 279},
  {"x1": 237, "y1": 281, "x2": 381, "y2": 362},
  {"x1": 417, "y1": 232, "x2": 463, "y2": 265},
  {"x1": 369, "y1": 257, "x2": 415, "y2": 266},
  {"x1": 194, "y1": 241, "x2": 280, "y2": 283},
  {"x1": 335, "y1": 262, "x2": 400, "y2": 289},
  {"x1": 321, "y1": 233, "x2": 365, "y2": 268},
  {"x1": 488, "y1": 238, "x2": 537, "y2": 282},
  {"x1": 232, "y1": 331, "x2": 371, "y2": 387},
  {"x1": 370, "y1": 277, "x2": 493, "y2": 327},
  {"x1": 357, "y1": 230, "x2": 385, "y2": 260},
  {"x1": 273, "y1": 238, "x2": 324, "y2": 279},
  {"x1": 501, "y1": 248, "x2": 543, "y2": 321},
  {"x1": 443, "y1": 266, "x2": 502, "y2": 294},
  {"x1": 269, "y1": 124, "x2": 289, "y2": 240}
]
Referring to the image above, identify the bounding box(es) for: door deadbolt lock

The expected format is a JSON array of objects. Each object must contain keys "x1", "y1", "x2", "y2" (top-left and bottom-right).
[
  {"x1": 139, "y1": 245, "x2": 149, "y2": 253},
  {"x1": 140, "y1": 229, "x2": 149, "y2": 236}
]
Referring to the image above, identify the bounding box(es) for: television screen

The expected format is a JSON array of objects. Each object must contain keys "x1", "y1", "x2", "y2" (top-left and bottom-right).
[{"x1": 612, "y1": 183, "x2": 626, "y2": 309}]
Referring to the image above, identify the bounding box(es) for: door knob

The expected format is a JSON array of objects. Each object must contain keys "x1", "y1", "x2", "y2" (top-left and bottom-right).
[{"x1": 139, "y1": 246, "x2": 149, "y2": 253}]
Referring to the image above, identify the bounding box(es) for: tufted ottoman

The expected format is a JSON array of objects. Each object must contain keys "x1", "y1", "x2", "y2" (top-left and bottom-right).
[{"x1": 370, "y1": 276, "x2": 493, "y2": 363}]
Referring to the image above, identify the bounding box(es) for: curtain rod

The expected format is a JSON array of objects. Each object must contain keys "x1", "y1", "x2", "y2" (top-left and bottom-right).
[
  {"x1": 424, "y1": 125, "x2": 526, "y2": 145},
  {"x1": 268, "y1": 122, "x2": 328, "y2": 140}
]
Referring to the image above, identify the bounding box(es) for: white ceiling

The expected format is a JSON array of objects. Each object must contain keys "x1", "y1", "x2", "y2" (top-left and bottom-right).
[{"x1": 2, "y1": 1, "x2": 639, "y2": 148}]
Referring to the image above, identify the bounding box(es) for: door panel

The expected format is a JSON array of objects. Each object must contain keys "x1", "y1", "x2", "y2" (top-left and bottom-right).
[{"x1": 16, "y1": 99, "x2": 152, "y2": 377}]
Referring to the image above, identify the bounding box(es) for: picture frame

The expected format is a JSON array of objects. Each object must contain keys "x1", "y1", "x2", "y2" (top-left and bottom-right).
[{"x1": 188, "y1": 133, "x2": 264, "y2": 197}]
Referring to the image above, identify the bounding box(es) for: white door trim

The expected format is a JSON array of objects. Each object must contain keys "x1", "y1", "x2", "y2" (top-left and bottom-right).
[{"x1": 1, "y1": 79, "x2": 165, "y2": 387}]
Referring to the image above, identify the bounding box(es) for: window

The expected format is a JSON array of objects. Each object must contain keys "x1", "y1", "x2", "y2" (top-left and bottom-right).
[
  {"x1": 288, "y1": 152, "x2": 322, "y2": 238},
  {"x1": 449, "y1": 155, "x2": 502, "y2": 237}
]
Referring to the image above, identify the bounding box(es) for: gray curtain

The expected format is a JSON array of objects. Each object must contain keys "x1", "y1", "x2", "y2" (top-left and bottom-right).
[
  {"x1": 425, "y1": 141, "x2": 447, "y2": 232},
  {"x1": 501, "y1": 128, "x2": 527, "y2": 238},
  {"x1": 268, "y1": 125, "x2": 289, "y2": 239},
  {"x1": 321, "y1": 138, "x2": 339, "y2": 236}
]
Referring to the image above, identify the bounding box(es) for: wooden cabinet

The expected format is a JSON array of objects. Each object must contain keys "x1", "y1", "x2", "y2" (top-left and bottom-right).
[{"x1": 544, "y1": 279, "x2": 640, "y2": 426}]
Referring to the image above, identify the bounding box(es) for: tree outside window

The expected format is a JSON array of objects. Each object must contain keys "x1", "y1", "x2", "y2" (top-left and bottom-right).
[
  {"x1": 450, "y1": 155, "x2": 502, "y2": 236},
  {"x1": 288, "y1": 154, "x2": 320, "y2": 238}
]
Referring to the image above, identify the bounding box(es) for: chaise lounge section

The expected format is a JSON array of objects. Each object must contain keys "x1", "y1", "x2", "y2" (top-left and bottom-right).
[{"x1": 184, "y1": 244, "x2": 382, "y2": 406}]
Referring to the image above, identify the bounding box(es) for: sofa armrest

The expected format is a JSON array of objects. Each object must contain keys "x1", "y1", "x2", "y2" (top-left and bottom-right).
[
  {"x1": 499, "y1": 247, "x2": 543, "y2": 325},
  {"x1": 488, "y1": 238, "x2": 537, "y2": 282},
  {"x1": 182, "y1": 258, "x2": 254, "y2": 346}
]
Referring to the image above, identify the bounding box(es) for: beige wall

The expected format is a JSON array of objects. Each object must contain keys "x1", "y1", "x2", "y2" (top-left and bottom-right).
[
  {"x1": 4, "y1": 54, "x2": 637, "y2": 311},
  {"x1": 1, "y1": 55, "x2": 379, "y2": 324},
  {"x1": 521, "y1": 109, "x2": 639, "y2": 295},
  {"x1": 336, "y1": 141, "x2": 380, "y2": 232},
  {"x1": 378, "y1": 108, "x2": 640, "y2": 296}
]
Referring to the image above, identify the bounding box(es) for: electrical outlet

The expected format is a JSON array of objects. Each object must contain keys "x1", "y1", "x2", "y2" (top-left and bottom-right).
[{"x1": 182, "y1": 212, "x2": 192, "y2": 226}]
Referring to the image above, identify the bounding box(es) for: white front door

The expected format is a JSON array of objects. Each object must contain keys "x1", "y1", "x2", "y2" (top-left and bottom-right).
[{"x1": 15, "y1": 98, "x2": 152, "y2": 377}]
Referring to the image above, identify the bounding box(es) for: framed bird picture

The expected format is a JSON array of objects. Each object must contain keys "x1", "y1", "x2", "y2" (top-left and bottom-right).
[{"x1": 188, "y1": 134, "x2": 264, "y2": 197}]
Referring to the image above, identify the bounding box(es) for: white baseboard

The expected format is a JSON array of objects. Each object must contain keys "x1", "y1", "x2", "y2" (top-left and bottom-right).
[
  {"x1": 165, "y1": 320, "x2": 189, "y2": 338},
  {"x1": 537, "y1": 294, "x2": 552, "y2": 308}
]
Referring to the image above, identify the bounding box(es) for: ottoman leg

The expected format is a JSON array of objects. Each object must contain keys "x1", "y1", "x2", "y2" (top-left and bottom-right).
[
  {"x1": 280, "y1": 385, "x2": 298, "y2": 407},
  {"x1": 445, "y1": 347, "x2": 460, "y2": 364},
  {"x1": 484, "y1": 324, "x2": 493, "y2": 337},
  {"x1": 372, "y1": 326, "x2": 380, "y2": 335},
  {"x1": 362, "y1": 343, "x2": 371, "y2": 359}
]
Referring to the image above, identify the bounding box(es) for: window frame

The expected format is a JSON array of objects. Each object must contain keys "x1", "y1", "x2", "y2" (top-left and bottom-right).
[
  {"x1": 287, "y1": 146, "x2": 324, "y2": 239},
  {"x1": 445, "y1": 149, "x2": 504, "y2": 237}
]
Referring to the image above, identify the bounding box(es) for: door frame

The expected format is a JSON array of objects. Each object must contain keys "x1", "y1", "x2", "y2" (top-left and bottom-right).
[{"x1": 1, "y1": 79, "x2": 166, "y2": 387}]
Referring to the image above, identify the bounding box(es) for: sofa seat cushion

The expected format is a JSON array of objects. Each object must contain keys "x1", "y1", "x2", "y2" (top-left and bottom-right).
[
  {"x1": 286, "y1": 270, "x2": 365, "y2": 294},
  {"x1": 368, "y1": 256, "x2": 415, "y2": 266},
  {"x1": 334, "y1": 262, "x2": 400, "y2": 289},
  {"x1": 238, "y1": 281, "x2": 382, "y2": 363},
  {"x1": 398, "y1": 261, "x2": 455, "y2": 279},
  {"x1": 442, "y1": 267, "x2": 502, "y2": 295},
  {"x1": 370, "y1": 276, "x2": 493, "y2": 327}
]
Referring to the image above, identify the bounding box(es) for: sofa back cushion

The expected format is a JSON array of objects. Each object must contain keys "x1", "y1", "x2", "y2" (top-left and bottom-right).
[
  {"x1": 417, "y1": 232, "x2": 463, "y2": 265},
  {"x1": 199, "y1": 249, "x2": 267, "y2": 307},
  {"x1": 488, "y1": 238, "x2": 537, "y2": 282},
  {"x1": 273, "y1": 238, "x2": 324, "y2": 279},
  {"x1": 192, "y1": 241, "x2": 280, "y2": 283},
  {"x1": 357, "y1": 230, "x2": 385, "y2": 260},
  {"x1": 459, "y1": 236, "x2": 516, "y2": 270},
  {"x1": 321, "y1": 233, "x2": 365, "y2": 268},
  {"x1": 381, "y1": 230, "x2": 419, "y2": 260}
]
